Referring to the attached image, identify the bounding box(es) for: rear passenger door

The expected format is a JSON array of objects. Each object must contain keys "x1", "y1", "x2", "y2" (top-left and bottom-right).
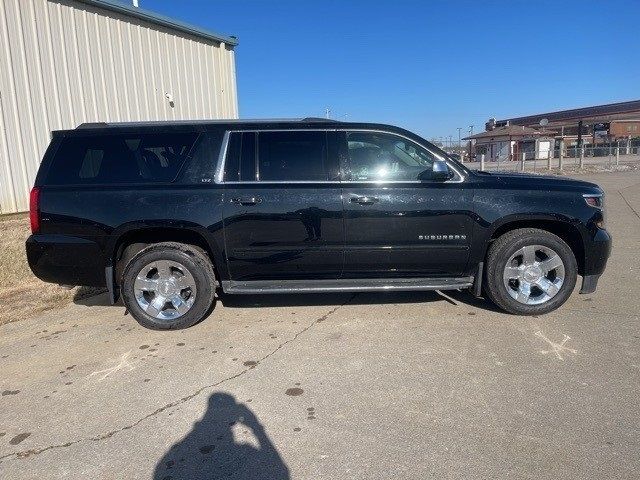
[{"x1": 222, "y1": 130, "x2": 344, "y2": 281}]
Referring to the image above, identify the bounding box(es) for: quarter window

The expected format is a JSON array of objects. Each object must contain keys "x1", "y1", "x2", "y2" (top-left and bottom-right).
[
  {"x1": 345, "y1": 131, "x2": 445, "y2": 181},
  {"x1": 47, "y1": 132, "x2": 198, "y2": 185},
  {"x1": 180, "y1": 131, "x2": 224, "y2": 184},
  {"x1": 258, "y1": 131, "x2": 329, "y2": 181}
]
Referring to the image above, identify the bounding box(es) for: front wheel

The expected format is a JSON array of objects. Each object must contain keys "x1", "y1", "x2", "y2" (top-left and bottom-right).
[
  {"x1": 121, "y1": 242, "x2": 216, "y2": 330},
  {"x1": 484, "y1": 228, "x2": 577, "y2": 315}
]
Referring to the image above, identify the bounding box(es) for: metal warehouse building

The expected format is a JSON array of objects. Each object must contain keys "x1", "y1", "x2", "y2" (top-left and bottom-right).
[{"x1": 0, "y1": 0, "x2": 238, "y2": 213}]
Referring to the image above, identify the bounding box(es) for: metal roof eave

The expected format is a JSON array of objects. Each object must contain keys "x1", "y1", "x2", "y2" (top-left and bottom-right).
[
  {"x1": 498, "y1": 99, "x2": 640, "y2": 127},
  {"x1": 76, "y1": 0, "x2": 238, "y2": 46}
]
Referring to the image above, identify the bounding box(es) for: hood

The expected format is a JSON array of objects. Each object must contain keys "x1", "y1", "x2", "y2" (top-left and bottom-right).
[{"x1": 472, "y1": 170, "x2": 603, "y2": 194}]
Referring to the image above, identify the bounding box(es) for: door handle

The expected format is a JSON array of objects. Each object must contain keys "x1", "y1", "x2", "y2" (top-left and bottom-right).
[
  {"x1": 231, "y1": 197, "x2": 262, "y2": 206},
  {"x1": 350, "y1": 196, "x2": 379, "y2": 205}
]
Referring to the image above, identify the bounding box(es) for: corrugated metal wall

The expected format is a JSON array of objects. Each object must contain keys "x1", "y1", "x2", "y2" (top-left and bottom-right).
[{"x1": 0, "y1": 0, "x2": 238, "y2": 213}]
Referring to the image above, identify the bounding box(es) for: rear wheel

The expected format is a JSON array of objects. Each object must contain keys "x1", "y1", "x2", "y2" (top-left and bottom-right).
[
  {"x1": 122, "y1": 242, "x2": 216, "y2": 329},
  {"x1": 484, "y1": 228, "x2": 577, "y2": 315}
]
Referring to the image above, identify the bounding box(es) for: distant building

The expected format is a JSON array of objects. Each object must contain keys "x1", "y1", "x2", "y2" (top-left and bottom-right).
[
  {"x1": 489, "y1": 100, "x2": 640, "y2": 150},
  {"x1": 0, "y1": 0, "x2": 239, "y2": 213},
  {"x1": 609, "y1": 120, "x2": 640, "y2": 139},
  {"x1": 463, "y1": 125, "x2": 555, "y2": 161}
]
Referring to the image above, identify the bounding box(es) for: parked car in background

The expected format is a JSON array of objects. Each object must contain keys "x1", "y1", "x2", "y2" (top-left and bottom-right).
[{"x1": 27, "y1": 119, "x2": 611, "y2": 329}]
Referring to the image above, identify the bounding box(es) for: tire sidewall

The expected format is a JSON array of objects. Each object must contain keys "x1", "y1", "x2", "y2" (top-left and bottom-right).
[
  {"x1": 122, "y1": 246, "x2": 214, "y2": 329},
  {"x1": 486, "y1": 232, "x2": 577, "y2": 315}
]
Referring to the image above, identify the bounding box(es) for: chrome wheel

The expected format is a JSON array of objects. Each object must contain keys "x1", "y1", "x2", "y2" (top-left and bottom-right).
[
  {"x1": 503, "y1": 245, "x2": 565, "y2": 305},
  {"x1": 133, "y1": 260, "x2": 197, "y2": 320}
]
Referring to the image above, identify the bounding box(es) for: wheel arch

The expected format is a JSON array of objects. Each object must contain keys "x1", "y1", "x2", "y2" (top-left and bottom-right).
[
  {"x1": 485, "y1": 217, "x2": 586, "y2": 275},
  {"x1": 108, "y1": 225, "x2": 226, "y2": 291}
]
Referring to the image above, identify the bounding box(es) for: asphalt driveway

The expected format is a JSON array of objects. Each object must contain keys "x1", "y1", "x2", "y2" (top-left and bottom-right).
[{"x1": 1, "y1": 171, "x2": 639, "y2": 479}]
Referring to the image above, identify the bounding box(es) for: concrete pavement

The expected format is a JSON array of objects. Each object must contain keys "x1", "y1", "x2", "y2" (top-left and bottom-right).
[{"x1": 1, "y1": 172, "x2": 639, "y2": 479}]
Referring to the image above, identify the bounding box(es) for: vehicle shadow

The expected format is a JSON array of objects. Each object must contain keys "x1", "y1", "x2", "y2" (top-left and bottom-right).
[
  {"x1": 73, "y1": 286, "x2": 500, "y2": 313},
  {"x1": 153, "y1": 392, "x2": 289, "y2": 480},
  {"x1": 218, "y1": 289, "x2": 499, "y2": 312},
  {"x1": 72, "y1": 287, "x2": 112, "y2": 306}
]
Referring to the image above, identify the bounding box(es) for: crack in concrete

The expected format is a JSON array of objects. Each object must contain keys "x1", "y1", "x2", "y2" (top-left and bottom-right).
[
  {"x1": 1, "y1": 295, "x2": 356, "y2": 461},
  {"x1": 618, "y1": 189, "x2": 640, "y2": 221},
  {"x1": 565, "y1": 308, "x2": 639, "y2": 318}
]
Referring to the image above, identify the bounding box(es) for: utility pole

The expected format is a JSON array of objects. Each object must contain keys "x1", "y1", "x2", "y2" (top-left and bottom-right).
[
  {"x1": 577, "y1": 120, "x2": 583, "y2": 151},
  {"x1": 468, "y1": 125, "x2": 475, "y2": 160},
  {"x1": 457, "y1": 127, "x2": 462, "y2": 147}
]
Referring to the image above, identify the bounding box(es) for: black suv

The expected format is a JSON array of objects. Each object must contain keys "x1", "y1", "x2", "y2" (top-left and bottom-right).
[{"x1": 27, "y1": 119, "x2": 611, "y2": 329}]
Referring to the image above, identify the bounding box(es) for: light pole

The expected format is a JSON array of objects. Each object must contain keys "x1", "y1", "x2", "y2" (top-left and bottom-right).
[{"x1": 468, "y1": 125, "x2": 475, "y2": 160}]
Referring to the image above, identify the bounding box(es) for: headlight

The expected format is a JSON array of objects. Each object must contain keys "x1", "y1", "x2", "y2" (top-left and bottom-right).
[
  {"x1": 583, "y1": 193, "x2": 603, "y2": 208},
  {"x1": 583, "y1": 193, "x2": 605, "y2": 228}
]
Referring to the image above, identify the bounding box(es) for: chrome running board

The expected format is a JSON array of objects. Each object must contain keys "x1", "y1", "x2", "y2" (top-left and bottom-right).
[{"x1": 222, "y1": 277, "x2": 474, "y2": 294}]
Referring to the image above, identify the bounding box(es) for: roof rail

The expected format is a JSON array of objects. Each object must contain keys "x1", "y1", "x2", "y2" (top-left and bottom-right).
[
  {"x1": 301, "y1": 117, "x2": 339, "y2": 122},
  {"x1": 77, "y1": 122, "x2": 109, "y2": 129}
]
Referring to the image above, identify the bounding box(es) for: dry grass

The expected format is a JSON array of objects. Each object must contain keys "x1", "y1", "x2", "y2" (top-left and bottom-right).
[{"x1": 0, "y1": 214, "x2": 102, "y2": 325}]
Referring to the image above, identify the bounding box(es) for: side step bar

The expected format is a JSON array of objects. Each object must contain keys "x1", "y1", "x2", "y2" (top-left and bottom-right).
[{"x1": 222, "y1": 277, "x2": 474, "y2": 295}]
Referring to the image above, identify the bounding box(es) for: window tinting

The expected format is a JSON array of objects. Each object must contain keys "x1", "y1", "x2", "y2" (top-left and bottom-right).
[
  {"x1": 224, "y1": 133, "x2": 241, "y2": 182},
  {"x1": 346, "y1": 131, "x2": 443, "y2": 181},
  {"x1": 223, "y1": 132, "x2": 256, "y2": 182},
  {"x1": 47, "y1": 132, "x2": 198, "y2": 185},
  {"x1": 180, "y1": 131, "x2": 224, "y2": 184},
  {"x1": 258, "y1": 131, "x2": 328, "y2": 181},
  {"x1": 240, "y1": 133, "x2": 256, "y2": 181}
]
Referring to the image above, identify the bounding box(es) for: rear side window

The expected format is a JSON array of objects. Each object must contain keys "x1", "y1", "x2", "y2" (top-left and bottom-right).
[
  {"x1": 258, "y1": 131, "x2": 329, "y2": 181},
  {"x1": 46, "y1": 132, "x2": 198, "y2": 185}
]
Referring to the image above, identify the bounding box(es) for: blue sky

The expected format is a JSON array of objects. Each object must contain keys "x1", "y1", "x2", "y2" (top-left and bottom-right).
[{"x1": 140, "y1": 0, "x2": 639, "y2": 141}]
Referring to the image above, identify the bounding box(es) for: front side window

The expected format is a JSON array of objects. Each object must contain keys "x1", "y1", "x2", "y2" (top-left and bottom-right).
[
  {"x1": 345, "y1": 131, "x2": 445, "y2": 181},
  {"x1": 258, "y1": 131, "x2": 329, "y2": 181}
]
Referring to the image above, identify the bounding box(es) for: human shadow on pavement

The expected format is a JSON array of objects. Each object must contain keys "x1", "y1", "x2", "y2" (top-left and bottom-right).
[{"x1": 153, "y1": 392, "x2": 290, "y2": 480}]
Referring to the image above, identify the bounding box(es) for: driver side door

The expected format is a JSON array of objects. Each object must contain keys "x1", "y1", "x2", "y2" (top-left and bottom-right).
[{"x1": 340, "y1": 130, "x2": 474, "y2": 278}]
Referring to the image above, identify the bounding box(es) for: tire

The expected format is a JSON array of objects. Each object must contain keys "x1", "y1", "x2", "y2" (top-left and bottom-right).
[
  {"x1": 121, "y1": 242, "x2": 216, "y2": 330},
  {"x1": 484, "y1": 228, "x2": 577, "y2": 315}
]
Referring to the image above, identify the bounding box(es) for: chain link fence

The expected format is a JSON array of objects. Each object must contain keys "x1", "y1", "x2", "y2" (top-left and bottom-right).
[{"x1": 464, "y1": 145, "x2": 640, "y2": 173}]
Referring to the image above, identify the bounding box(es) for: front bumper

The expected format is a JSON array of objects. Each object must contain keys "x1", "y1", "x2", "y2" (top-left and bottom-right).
[{"x1": 579, "y1": 228, "x2": 612, "y2": 294}]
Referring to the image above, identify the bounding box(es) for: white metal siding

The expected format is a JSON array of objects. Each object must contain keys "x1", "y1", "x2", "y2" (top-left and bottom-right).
[{"x1": 0, "y1": 0, "x2": 238, "y2": 213}]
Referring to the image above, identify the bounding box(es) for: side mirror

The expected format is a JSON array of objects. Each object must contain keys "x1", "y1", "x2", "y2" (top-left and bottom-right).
[{"x1": 431, "y1": 160, "x2": 451, "y2": 181}]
